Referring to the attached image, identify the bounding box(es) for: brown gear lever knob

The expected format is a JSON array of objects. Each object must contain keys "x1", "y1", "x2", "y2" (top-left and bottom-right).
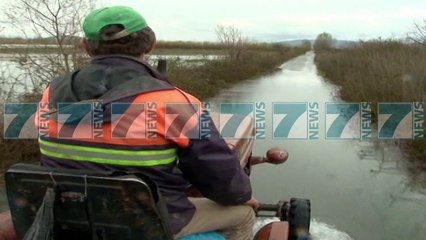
[
  {"x1": 249, "y1": 147, "x2": 289, "y2": 166},
  {"x1": 266, "y1": 147, "x2": 288, "y2": 164}
]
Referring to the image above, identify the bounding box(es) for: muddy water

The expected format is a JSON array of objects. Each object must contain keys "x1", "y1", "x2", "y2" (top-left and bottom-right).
[{"x1": 210, "y1": 52, "x2": 426, "y2": 240}]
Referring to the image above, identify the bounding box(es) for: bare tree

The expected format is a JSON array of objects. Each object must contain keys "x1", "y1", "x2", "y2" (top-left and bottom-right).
[
  {"x1": 216, "y1": 25, "x2": 247, "y2": 61},
  {"x1": 409, "y1": 19, "x2": 426, "y2": 46},
  {"x1": 4, "y1": 0, "x2": 95, "y2": 94}
]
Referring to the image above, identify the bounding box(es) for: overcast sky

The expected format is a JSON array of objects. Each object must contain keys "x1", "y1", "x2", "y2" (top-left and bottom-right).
[
  {"x1": 98, "y1": 0, "x2": 426, "y2": 41},
  {"x1": 2, "y1": 0, "x2": 426, "y2": 42}
]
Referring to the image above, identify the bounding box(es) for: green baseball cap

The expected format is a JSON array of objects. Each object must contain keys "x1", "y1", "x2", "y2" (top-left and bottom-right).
[{"x1": 82, "y1": 6, "x2": 148, "y2": 41}]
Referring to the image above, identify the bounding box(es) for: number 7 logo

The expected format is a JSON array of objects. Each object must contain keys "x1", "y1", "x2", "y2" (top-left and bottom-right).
[
  {"x1": 273, "y1": 103, "x2": 308, "y2": 139},
  {"x1": 3, "y1": 103, "x2": 38, "y2": 139},
  {"x1": 57, "y1": 103, "x2": 93, "y2": 139},
  {"x1": 219, "y1": 103, "x2": 254, "y2": 139},
  {"x1": 325, "y1": 103, "x2": 360, "y2": 139},
  {"x1": 378, "y1": 103, "x2": 413, "y2": 139}
]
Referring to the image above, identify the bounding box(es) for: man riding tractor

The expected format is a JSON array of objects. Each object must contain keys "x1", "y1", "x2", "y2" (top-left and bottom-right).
[{"x1": 34, "y1": 6, "x2": 258, "y2": 240}]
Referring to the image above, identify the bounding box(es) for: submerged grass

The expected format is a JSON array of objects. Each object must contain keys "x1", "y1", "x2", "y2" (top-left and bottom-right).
[{"x1": 314, "y1": 40, "x2": 426, "y2": 184}]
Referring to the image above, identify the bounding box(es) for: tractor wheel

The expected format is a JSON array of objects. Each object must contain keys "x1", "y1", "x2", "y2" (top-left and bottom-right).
[{"x1": 288, "y1": 198, "x2": 311, "y2": 240}]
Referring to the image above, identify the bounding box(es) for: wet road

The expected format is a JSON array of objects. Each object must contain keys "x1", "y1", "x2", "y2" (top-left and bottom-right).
[{"x1": 211, "y1": 52, "x2": 426, "y2": 240}]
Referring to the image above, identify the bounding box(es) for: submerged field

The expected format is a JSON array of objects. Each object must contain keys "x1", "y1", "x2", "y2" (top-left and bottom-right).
[{"x1": 314, "y1": 40, "x2": 426, "y2": 184}]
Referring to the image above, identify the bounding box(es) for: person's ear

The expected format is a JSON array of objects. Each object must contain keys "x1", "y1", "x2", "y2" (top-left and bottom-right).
[
  {"x1": 80, "y1": 39, "x2": 92, "y2": 56},
  {"x1": 144, "y1": 28, "x2": 157, "y2": 54},
  {"x1": 144, "y1": 40, "x2": 156, "y2": 54}
]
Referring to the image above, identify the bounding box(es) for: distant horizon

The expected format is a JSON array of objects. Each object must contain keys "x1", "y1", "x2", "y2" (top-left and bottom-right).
[
  {"x1": 0, "y1": 35, "x2": 405, "y2": 44},
  {"x1": 1, "y1": 0, "x2": 425, "y2": 42}
]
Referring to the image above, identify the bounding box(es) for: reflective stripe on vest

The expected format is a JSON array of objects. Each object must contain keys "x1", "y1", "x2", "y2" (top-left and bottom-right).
[{"x1": 39, "y1": 138, "x2": 177, "y2": 167}]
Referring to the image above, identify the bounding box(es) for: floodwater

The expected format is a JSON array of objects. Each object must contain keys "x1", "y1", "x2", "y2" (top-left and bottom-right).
[
  {"x1": 210, "y1": 52, "x2": 426, "y2": 240},
  {"x1": 0, "y1": 53, "x2": 218, "y2": 96}
]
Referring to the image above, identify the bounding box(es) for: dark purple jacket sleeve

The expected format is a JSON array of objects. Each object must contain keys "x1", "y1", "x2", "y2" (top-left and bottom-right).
[{"x1": 177, "y1": 118, "x2": 252, "y2": 205}]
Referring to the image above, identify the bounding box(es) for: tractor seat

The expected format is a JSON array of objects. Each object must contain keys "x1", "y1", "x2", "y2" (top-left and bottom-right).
[{"x1": 5, "y1": 163, "x2": 222, "y2": 240}]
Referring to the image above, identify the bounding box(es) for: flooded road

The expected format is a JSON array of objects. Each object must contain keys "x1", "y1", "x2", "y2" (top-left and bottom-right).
[{"x1": 211, "y1": 52, "x2": 426, "y2": 240}]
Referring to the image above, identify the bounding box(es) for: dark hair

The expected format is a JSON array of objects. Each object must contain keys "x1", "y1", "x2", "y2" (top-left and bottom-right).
[{"x1": 86, "y1": 25, "x2": 156, "y2": 56}]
